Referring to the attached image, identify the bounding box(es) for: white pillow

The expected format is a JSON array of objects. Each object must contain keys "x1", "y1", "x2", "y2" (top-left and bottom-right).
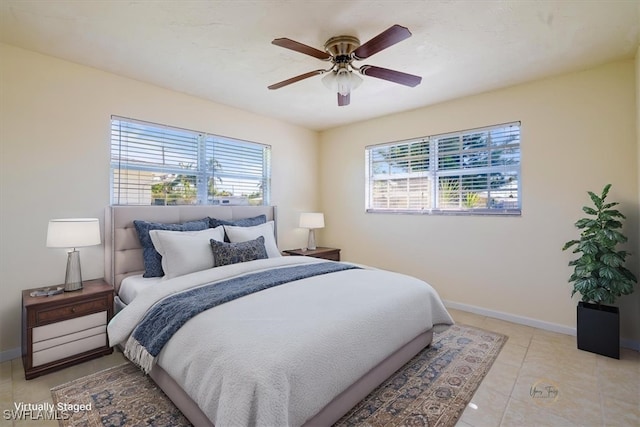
[
  {"x1": 149, "y1": 226, "x2": 225, "y2": 279},
  {"x1": 224, "y1": 221, "x2": 281, "y2": 258}
]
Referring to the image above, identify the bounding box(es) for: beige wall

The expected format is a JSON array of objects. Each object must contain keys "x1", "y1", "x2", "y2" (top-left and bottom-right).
[
  {"x1": 2, "y1": 42, "x2": 639, "y2": 357},
  {"x1": 0, "y1": 43, "x2": 320, "y2": 355},
  {"x1": 319, "y1": 60, "x2": 640, "y2": 345}
]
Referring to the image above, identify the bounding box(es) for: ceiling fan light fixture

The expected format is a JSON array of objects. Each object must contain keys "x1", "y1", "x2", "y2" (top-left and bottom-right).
[
  {"x1": 322, "y1": 68, "x2": 363, "y2": 96},
  {"x1": 321, "y1": 71, "x2": 336, "y2": 91}
]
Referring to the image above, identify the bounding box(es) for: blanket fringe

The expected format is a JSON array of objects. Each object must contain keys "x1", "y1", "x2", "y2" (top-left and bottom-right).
[{"x1": 124, "y1": 335, "x2": 155, "y2": 374}]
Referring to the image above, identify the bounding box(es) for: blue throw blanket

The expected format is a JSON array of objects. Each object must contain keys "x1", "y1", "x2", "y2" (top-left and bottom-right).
[{"x1": 125, "y1": 262, "x2": 360, "y2": 372}]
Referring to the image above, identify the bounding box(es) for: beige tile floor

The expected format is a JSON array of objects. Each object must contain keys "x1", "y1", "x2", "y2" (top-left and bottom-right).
[
  {"x1": 452, "y1": 309, "x2": 640, "y2": 427},
  {"x1": 1, "y1": 309, "x2": 638, "y2": 426}
]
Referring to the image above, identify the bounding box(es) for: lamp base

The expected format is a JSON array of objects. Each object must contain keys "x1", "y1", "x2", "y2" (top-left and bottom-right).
[
  {"x1": 64, "y1": 250, "x2": 83, "y2": 292},
  {"x1": 307, "y1": 229, "x2": 317, "y2": 251}
]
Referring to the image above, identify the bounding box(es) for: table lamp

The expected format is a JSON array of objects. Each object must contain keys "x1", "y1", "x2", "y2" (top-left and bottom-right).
[
  {"x1": 46, "y1": 218, "x2": 101, "y2": 291},
  {"x1": 299, "y1": 212, "x2": 324, "y2": 250}
]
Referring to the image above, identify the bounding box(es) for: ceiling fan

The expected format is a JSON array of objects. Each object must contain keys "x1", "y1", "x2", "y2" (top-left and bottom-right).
[{"x1": 268, "y1": 24, "x2": 422, "y2": 106}]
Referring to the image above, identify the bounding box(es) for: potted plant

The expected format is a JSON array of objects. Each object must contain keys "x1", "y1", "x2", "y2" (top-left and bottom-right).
[{"x1": 562, "y1": 184, "x2": 637, "y2": 358}]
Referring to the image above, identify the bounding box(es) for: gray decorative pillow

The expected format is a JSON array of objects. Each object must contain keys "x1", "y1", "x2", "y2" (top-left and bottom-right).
[
  {"x1": 210, "y1": 236, "x2": 268, "y2": 267},
  {"x1": 134, "y1": 218, "x2": 209, "y2": 277}
]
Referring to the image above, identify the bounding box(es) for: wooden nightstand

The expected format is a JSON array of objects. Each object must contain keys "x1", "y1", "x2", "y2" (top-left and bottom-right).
[
  {"x1": 282, "y1": 247, "x2": 341, "y2": 261},
  {"x1": 22, "y1": 278, "x2": 114, "y2": 380}
]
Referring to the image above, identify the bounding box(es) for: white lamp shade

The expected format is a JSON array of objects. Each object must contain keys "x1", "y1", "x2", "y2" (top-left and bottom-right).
[
  {"x1": 321, "y1": 69, "x2": 363, "y2": 96},
  {"x1": 46, "y1": 218, "x2": 101, "y2": 248},
  {"x1": 299, "y1": 212, "x2": 325, "y2": 229}
]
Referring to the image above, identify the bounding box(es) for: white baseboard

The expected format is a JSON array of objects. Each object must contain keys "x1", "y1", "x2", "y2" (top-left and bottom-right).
[
  {"x1": 0, "y1": 347, "x2": 21, "y2": 363},
  {"x1": 444, "y1": 300, "x2": 640, "y2": 352}
]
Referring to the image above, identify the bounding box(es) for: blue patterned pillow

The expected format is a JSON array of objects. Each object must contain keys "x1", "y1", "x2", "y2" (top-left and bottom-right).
[
  {"x1": 209, "y1": 215, "x2": 267, "y2": 242},
  {"x1": 134, "y1": 218, "x2": 209, "y2": 277},
  {"x1": 209, "y1": 215, "x2": 266, "y2": 229},
  {"x1": 210, "y1": 236, "x2": 268, "y2": 267}
]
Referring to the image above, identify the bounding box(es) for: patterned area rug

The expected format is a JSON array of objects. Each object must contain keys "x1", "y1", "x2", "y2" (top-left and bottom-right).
[{"x1": 51, "y1": 324, "x2": 506, "y2": 427}]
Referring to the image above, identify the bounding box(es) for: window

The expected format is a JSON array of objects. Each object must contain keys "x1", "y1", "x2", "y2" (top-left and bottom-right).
[
  {"x1": 365, "y1": 122, "x2": 521, "y2": 215},
  {"x1": 110, "y1": 116, "x2": 271, "y2": 206}
]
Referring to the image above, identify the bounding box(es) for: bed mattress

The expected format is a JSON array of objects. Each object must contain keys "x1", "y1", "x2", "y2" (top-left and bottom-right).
[{"x1": 117, "y1": 274, "x2": 162, "y2": 305}]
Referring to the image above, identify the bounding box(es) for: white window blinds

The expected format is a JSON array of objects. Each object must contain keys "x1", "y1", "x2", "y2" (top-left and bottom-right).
[
  {"x1": 366, "y1": 122, "x2": 521, "y2": 214},
  {"x1": 110, "y1": 116, "x2": 271, "y2": 206}
]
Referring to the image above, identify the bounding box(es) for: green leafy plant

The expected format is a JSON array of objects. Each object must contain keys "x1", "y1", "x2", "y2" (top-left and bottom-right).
[
  {"x1": 562, "y1": 184, "x2": 637, "y2": 305},
  {"x1": 439, "y1": 178, "x2": 460, "y2": 208},
  {"x1": 463, "y1": 192, "x2": 480, "y2": 208}
]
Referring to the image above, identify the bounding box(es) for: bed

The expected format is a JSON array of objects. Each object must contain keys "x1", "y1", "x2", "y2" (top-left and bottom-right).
[{"x1": 105, "y1": 205, "x2": 453, "y2": 426}]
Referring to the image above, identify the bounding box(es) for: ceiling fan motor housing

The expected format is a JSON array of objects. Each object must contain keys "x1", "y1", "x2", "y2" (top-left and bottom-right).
[{"x1": 324, "y1": 35, "x2": 360, "y2": 58}]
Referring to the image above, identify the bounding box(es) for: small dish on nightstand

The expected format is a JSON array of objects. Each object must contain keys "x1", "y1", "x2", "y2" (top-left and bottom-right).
[{"x1": 29, "y1": 286, "x2": 65, "y2": 297}]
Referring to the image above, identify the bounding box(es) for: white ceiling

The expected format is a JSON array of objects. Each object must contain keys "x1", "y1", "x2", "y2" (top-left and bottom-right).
[{"x1": 1, "y1": 1, "x2": 638, "y2": 131}]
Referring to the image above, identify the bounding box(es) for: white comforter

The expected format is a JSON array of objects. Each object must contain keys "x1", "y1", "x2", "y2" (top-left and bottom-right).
[{"x1": 108, "y1": 256, "x2": 453, "y2": 427}]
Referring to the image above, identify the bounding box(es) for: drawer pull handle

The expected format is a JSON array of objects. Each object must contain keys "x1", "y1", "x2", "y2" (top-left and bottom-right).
[{"x1": 71, "y1": 307, "x2": 76, "y2": 313}]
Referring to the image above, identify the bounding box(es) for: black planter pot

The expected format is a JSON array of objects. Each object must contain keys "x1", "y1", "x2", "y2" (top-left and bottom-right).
[{"x1": 576, "y1": 301, "x2": 620, "y2": 359}]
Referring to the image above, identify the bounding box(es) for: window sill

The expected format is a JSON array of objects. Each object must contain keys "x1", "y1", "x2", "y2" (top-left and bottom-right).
[{"x1": 365, "y1": 208, "x2": 522, "y2": 216}]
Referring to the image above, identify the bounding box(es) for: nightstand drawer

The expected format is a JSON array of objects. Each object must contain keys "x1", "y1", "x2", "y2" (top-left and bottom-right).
[
  {"x1": 33, "y1": 325, "x2": 105, "y2": 352},
  {"x1": 35, "y1": 299, "x2": 108, "y2": 325},
  {"x1": 317, "y1": 252, "x2": 340, "y2": 261},
  {"x1": 32, "y1": 333, "x2": 107, "y2": 367},
  {"x1": 33, "y1": 312, "x2": 106, "y2": 343}
]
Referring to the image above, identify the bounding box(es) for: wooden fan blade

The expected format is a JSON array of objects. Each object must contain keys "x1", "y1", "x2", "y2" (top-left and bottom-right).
[
  {"x1": 359, "y1": 65, "x2": 422, "y2": 87},
  {"x1": 268, "y1": 70, "x2": 325, "y2": 90},
  {"x1": 353, "y1": 25, "x2": 412, "y2": 60},
  {"x1": 272, "y1": 38, "x2": 331, "y2": 60},
  {"x1": 338, "y1": 93, "x2": 350, "y2": 106}
]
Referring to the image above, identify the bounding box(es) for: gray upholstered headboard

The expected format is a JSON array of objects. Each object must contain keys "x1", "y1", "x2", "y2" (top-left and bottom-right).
[{"x1": 105, "y1": 205, "x2": 276, "y2": 292}]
